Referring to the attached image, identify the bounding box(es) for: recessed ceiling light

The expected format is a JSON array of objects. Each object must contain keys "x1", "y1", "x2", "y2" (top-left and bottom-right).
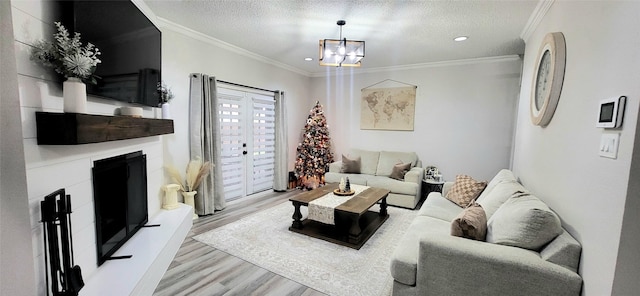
[
  {"x1": 304, "y1": 57, "x2": 313, "y2": 61},
  {"x1": 454, "y1": 36, "x2": 468, "y2": 42}
]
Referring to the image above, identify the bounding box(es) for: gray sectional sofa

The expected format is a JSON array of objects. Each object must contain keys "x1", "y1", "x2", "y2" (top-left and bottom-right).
[
  {"x1": 390, "y1": 169, "x2": 583, "y2": 295},
  {"x1": 324, "y1": 149, "x2": 424, "y2": 209}
]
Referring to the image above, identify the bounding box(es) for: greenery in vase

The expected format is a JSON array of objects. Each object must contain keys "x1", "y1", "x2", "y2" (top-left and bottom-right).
[
  {"x1": 157, "y1": 81, "x2": 174, "y2": 105},
  {"x1": 30, "y1": 22, "x2": 101, "y2": 84}
]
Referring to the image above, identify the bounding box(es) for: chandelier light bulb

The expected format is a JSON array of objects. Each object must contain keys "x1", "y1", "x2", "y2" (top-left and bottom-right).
[{"x1": 319, "y1": 19, "x2": 365, "y2": 67}]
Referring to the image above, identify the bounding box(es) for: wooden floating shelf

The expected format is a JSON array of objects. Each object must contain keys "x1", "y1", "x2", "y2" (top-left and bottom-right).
[{"x1": 36, "y1": 112, "x2": 174, "y2": 145}]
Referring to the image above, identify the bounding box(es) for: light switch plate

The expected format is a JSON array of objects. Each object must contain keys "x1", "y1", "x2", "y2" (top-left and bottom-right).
[{"x1": 599, "y1": 133, "x2": 620, "y2": 159}]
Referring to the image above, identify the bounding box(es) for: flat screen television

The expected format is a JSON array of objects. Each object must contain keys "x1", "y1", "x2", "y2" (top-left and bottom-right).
[{"x1": 60, "y1": 0, "x2": 161, "y2": 107}]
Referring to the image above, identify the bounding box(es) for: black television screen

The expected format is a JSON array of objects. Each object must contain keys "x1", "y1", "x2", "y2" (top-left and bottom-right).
[{"x1": 62, "y1": 1, "x2": 161, "y2": 107}]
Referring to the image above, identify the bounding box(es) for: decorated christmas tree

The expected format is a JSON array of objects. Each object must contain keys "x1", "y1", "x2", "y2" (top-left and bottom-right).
[{"x1": 294, "y1": 101, "x2": 334, "y2": 190}]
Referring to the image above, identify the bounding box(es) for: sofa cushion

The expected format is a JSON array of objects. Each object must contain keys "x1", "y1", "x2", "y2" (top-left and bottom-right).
[
  {"x1": 487, "y1": 194, "x2": 562, "y2": 251},
  {"x1": 367, "y1": 175, "x2": 418, "y2": 196},
  {"x1": 445, "y1": 175, "x2": 487, "y2": 207},
  {"x1": 375, "y1": 151, "x2": 418, "y2": 177},
  {"x1": 476, "y1": 180, "x2": 527, "y2": 219},
  {"x1": 476, "y1": 169, "x2": 518, "y2": 202},
  {"x1": 418, "y1": 193, "x2": 463, "y2": 221},
  {"x1": 390, "y1": 162, "x2": 412, "y2": 180},
  {"x1": 348, "y1": 148, "x2": 380, "y2": 175},
  {"x1": 390, "y1": 216, "x2": 451, "y2": 286},
  {"x1": 451, "y1": 202, "x2": 487, "y2": 241},
  {"x1": 324, "y1": 172, "x2": 369, "y2": 186},
  {"x1": 340, "y1": 155, "x2": 361, "y2": 173}
]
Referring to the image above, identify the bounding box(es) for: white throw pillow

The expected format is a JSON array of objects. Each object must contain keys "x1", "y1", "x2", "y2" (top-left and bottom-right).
[
  {"x1": 476, "y1": 169, "x2": 518, "y2": 202},
  {"x1": 486, "y1": 194, "x2": 562, "y2": 251},
  {"x1": 477, "y1": 180, "x2": 527, "y2": 219}
]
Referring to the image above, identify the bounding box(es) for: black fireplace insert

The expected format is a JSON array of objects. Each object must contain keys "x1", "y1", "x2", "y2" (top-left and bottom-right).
[{"x1": 92, "y1": 151, "x2": 148, "y2": 266}]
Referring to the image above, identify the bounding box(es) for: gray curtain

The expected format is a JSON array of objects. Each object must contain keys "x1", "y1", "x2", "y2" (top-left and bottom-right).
[
  {"x1": 189, "y1": 74, "x2": 226, "y2": 214},
  {"x1": 273, "y1": 91, "x2": 288, "y2": 191}
]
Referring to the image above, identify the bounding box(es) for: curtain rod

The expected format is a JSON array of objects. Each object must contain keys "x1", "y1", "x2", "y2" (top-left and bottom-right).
[{"x1": 217, "y1": 80, "x2": 277, "y2": 93}]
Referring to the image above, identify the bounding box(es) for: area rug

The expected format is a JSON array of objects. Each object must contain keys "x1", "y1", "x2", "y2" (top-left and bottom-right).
[{"x1": 193, "y1": 201, "x2": 417, "y2": 296}]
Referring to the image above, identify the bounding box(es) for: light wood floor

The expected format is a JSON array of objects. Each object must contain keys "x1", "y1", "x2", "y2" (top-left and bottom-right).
[{"x1": 153, "y1": 189, "x2": 327, "y2": 296}]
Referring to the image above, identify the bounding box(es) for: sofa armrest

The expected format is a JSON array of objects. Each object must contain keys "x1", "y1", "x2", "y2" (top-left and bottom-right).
[
  {"x1": 404, "y1": 167, "x2": 423, "y2": 184},
  {"x1": 441, "y1": 181, "x2": 454, "y2": 196},
  {"x1": 417, "y1": 234, "x2": 582, "y2": 296},
  {"x1": 328, "y1": 161, "x2": 342, "y2": 173}
]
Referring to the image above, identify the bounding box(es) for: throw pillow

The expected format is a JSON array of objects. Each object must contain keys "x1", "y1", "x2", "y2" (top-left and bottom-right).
[
  {"x1": 451, "y1": 202, "x2": 487, "y2": 241},
  {"x1": 389, "y1": 162, "x2": 412, "y2": 180},
  {"x1": 486, "y1": 194, "x2": 562, "y2": 251},
  {"x1": 340, "y1": 155, "x2": 361, "y2": 173},
  {"x1": 445, "y1": 175, "x2": 487, "y2": 207}
]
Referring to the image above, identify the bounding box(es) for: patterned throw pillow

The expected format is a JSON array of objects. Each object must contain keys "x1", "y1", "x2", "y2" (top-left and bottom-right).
[
  {"x1": 451, "y1": 202, "x2": 487, "y2": 241},
  {"x1": 340, "y1": 155, "x2": 361, "y2": 173},
  {"x1": 445, "y1": 175, "x2": 488, "y2": 207},
  {"x1": 389, "y1": 162, "x2": 412, "y2": 180}
]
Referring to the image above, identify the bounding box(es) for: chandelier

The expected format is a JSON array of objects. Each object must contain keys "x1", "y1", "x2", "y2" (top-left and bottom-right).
[{"x1": 319, "y1": 20, "x2": 365, "y2": 67}]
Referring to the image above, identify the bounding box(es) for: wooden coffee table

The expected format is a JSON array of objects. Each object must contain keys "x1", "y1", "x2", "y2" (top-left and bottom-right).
[{"x1": 289, "y1": 183, "x2": 390, "y2": 249}]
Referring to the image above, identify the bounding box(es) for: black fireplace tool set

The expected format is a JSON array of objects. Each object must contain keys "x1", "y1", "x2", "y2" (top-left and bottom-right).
[{"x1": 41, "y1": 188, "x2": 84, "y2": 296}]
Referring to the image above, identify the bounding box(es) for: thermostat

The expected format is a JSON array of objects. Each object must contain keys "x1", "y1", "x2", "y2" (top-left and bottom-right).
[{"x1": 597, "y1": 96, "x2": 626, "y2": 128}]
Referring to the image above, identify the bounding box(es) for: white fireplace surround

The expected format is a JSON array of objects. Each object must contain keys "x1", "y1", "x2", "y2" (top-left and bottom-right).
[{"x1": 26, "y1": 139, "x2": 190, "y2": 295}]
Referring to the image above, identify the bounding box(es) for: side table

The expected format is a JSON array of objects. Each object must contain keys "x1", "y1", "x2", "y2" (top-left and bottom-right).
[{"x1": 421, "y1": 179, "x2": 445, "y2": 200}]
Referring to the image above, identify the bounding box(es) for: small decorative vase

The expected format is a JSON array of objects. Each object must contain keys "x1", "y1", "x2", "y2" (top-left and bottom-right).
[
  {"x1": 162, "y1": 184, "x2": 181, "y2": 210},
  {"x1": 63, "y1": 77, "x2": 87, "y2": 113},
  {"x1": 181, "y1": 191, "x2": 198, "y2": 220},
  {"x1": 161, "y1": 103, "x2": 171, "y2": 119}
]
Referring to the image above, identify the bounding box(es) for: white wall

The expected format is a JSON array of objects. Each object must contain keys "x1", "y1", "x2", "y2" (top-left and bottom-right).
[
  {"x1": 12, "y1": 1, "x2": 167, "y2": 294},
  {"x1": 310, "y1": 57, "x2": 523, "y2": 181},
  {"x1": 512, "y1": 2, "x2": 640, "y2": 295},
  {"x1": 1, "y1": 0, "x2": 37, "y2": 294},
  {"x1": 157, "y1": 21, "x2": 312, "y2": 176}
]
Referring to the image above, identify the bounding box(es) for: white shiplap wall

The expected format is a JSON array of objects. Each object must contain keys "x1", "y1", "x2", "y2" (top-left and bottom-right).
[{"x1": 11, "y1": 1, "x2": 167, "y2": 294}]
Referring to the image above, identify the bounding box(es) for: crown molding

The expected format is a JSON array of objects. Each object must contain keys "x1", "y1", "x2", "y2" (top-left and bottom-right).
[
  {"x1": 156, "y1": 15, "x2": 524, "y2": 79},
  {"x1": 156, "y1": 17, "x2": 311, "y2": 77},
  {"x1": 309, "y1": 55, "x2": 523, "y2": 78},
  {"x1": 520, "y1": 0, "x2": 555, "y2": 42}
]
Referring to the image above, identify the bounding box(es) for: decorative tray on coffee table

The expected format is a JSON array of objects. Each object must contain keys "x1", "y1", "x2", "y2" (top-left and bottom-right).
[{"x1": 333, "y1": 189, "x2": 355, "y2": 196}]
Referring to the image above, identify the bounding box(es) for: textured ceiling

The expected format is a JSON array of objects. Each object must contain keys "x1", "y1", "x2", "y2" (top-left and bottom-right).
[{"x1": 143, "y1": 0, "x2": 539, "y2": 76}]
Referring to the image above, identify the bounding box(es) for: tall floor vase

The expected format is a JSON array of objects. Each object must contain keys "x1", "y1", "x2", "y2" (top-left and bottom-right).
[
  {"x1": 182, "y1": 191, "x2": 198, "y2": 220},
  {"x1": 63, "y1": 77, "x2": 87, "y2": 113}
]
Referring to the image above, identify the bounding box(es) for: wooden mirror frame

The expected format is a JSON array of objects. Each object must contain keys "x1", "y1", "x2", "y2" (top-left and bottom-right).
[{"x1": 530, "y1": 32, "x2": 566, "y2": 127}]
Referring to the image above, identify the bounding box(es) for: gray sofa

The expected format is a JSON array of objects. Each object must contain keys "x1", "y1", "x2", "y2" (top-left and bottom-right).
[
  {"x1": 390, "y1": 169, "x2": 583, "y2": 295},
  {"x1": 324, "y1": 149, "x2": 424, "y2": 209}
]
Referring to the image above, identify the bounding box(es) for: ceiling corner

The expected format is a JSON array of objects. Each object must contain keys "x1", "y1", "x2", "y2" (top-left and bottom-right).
[{"x1": 520, "y1": 0, "x2": 555, "y2": 43}]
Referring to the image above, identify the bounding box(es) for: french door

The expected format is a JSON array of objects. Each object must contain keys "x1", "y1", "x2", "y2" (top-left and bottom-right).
[{"x1": 218, "y1": 87, "x2": 275, "y2": 201}]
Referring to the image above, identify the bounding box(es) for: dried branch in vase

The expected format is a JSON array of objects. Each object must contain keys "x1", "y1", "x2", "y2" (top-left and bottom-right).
[{"x1": 165, "y1": 158, "x2": 213, "y2": 192}]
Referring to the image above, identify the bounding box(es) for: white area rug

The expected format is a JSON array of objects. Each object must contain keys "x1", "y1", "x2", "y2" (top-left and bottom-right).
[{"x1": 193, "y1": 201, "x2": 417, "y2": 296}]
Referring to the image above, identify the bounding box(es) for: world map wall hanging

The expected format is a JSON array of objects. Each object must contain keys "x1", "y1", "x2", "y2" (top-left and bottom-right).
[{"x1": 360, "y1": 82, "x2": 417, "y2": 131}]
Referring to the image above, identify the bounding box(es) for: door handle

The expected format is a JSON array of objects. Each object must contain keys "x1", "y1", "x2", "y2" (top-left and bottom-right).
[{"x1": 243, "y1": 151, "x2": 248, "y2": 155}]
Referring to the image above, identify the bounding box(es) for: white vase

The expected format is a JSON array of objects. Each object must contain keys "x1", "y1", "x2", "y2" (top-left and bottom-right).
[
  {"x1": 162, "y1": 184, "x2": 181, "y2": 210},
  {"x1": 161, "y1": 103, "x2": 171, "y2": 119},
  {"x1": 63, "y1": 77, "x2": 87, "y2": 113},
  {"x1": 182, "y1": 191, "x2": 198, "y2": 220}
]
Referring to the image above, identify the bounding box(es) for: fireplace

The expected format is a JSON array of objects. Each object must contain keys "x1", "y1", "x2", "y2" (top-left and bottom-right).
[{"x1": 92, "y1": 151, "x2": 148, "y2": 266}]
